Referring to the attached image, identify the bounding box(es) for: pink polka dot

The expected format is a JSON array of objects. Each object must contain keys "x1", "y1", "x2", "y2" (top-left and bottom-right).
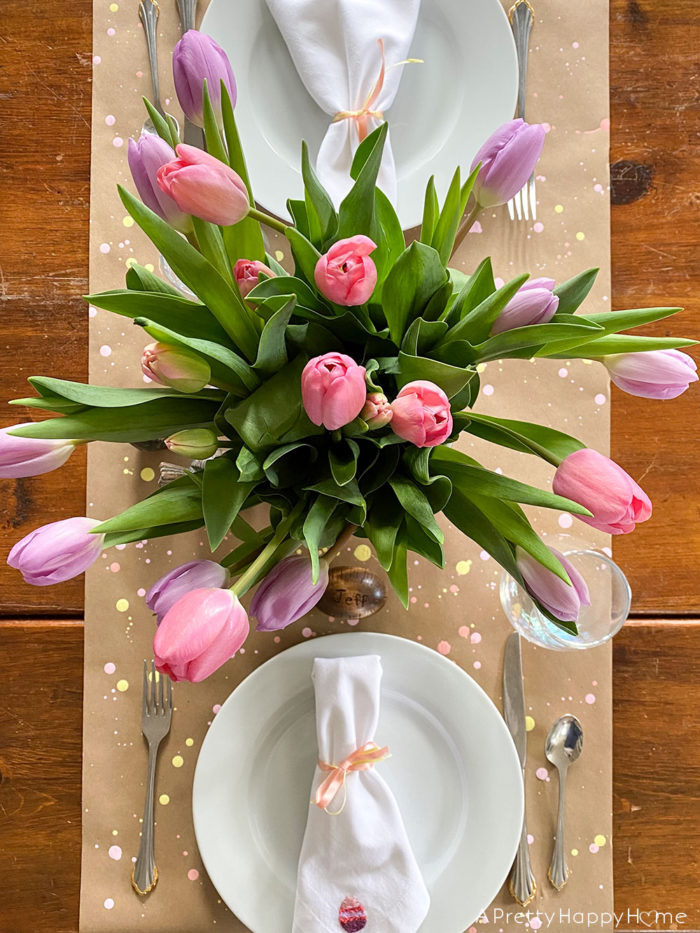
[
  {"x1": 112, "y1": 136, "x2": 124, "y2": 148},
  {"x1": 115, "y1": 544, "x2": 126, "y2": 551},
  {"x1": 558, "y1": 513, "x2": 573, "y2": 529},
  {"x1": 107, "y1": 27, "x2": 115, "y2": 36},
  {"x1": 273, "y1": 636, "x2": 281, "y2": 644},
  {"x1": 589, "y1": 843, "x2": 599, "y2": 853},
  {"x1": 437, "y1": 640, "x2": 451, "y2": 656},
  {"x1": 527, "y1": 833, "x2": 534, "y2": 844},
  {"x1": 469, "y1": 220, "x2": 482, "y2": 234},
  {"x1": 410, "y1": 595, "x2": 417, "y2": 604},
  {"x1": 473, "y1": 660, "x2": 481, "y2": 670},
  {"x1": 594, "y1": 183, "x2": 604, "y2": 193},
  {"x1": 301, "y1": 626, "x2": 313, "y2": 638},
  {"x1": 108, "y1": 845, "x2": 122, "y2": 860},
  {"x1": 482, "y1": 384, "x2": 494, "y2": 396},
  {"x1": 187, "y1": 869, "x2": 199, "y2": 881},
  {"x1": 449, "y1": 584, "x2": 459, "y2": 594},
  {"x1": 212, "y1": 704, "x2": 221, "y2": 714},
  {"x1": 109, "y1": 562, "x2": 120, "y2": 573},
  {"x1": 533, "y1": 222, "x2": 544, "y2": 233},
  {"x1": 585, "y1": 693, "x2": 596, "y2": 704},
  {"x1": 104, "y1": 898, "x2": 114, "y2": 910},
  {"x1": 572, "y1": 41, "x2": 580, "y2": 49},
  {"x1": 558, "y1": 368, "x2": 568, "y2": 378},
  {"x1": 470, "y1": 632, "x2": 481, "y2": 644},
  {"x1": 595, "y1": 393, "x2": 607, "y2": 405},
  {"x1": 104, "y1": 662, "x2": 116, "y2": 674},
  {"x1": 479, "y1": 551, "x2": 490, "y2": 561},
  {"x1": 535, "y1": 767, "x2": 549, "y2": 781},
  {"x1": 494, "y1": 277, "x2": 505, "y2": 288},
  {"x1": 458, "y1": 625, "x2": 470, "y2": 639},
  {"x1": 137, "y1": 588, "x2": 146, "y2": 597},
  {"x1": 88, "y1": 305, "x2": 97, "y2": 318},
  {"x1": 93, "y1": 55, "x2": 102, "y2": 64},
  {"x1": 600, "y1": 118, "x2": 610, "y2": 132},
  {"x1": 105, "y1": 114, "x2": 116, "y2": 126},
  {"x1": 99, "y1": 345, "x2": 112, "y2": 357},
  {"x1": 542, "y1": 122, "x2": 552, "y2": 133},
  {"x1": 530, "y1": 918, "x2": 543, "y2": 930},
  {"x1": 99, "y1": 243, "x2": 110, "y2": 254}
]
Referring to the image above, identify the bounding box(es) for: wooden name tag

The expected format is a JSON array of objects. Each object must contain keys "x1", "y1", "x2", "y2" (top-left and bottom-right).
[{"x1": 317, "y1": 566, "x2": 387, "y2": 620}]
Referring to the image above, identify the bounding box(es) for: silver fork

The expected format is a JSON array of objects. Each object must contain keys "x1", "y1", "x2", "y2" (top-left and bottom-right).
[
  {"x1": 139, "y1": 0, "x2": 180, "y2": 138},
  {"x1": 131, "y1": 660, "x2": 173, "y2": 895},
  {"x1": 507, "y1": 0, "x2": 536, "y2": 222}
]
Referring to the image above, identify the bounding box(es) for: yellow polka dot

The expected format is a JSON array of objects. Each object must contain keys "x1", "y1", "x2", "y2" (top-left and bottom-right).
[
  {"x1": 576, "y1": 231, "x2": 585, "y2": 241},
  {"x1": 571, "y1": 848, "x2": 579, "y2": 856},
  {"x1": 594, "y1": 834, "x2": 606, "y2": 846},
  {"x1": 185, "y1": 738, "x2": 194, "y2": 747},
  {"x1": 476, "y1": 363, "x2": 487, "y2": 374},
  {"x1": 109, "y1": 2, "x2": 119, "y2": 9},
  {"x1": 112, "y1": 830, "x2": 118, "y2": 836},
  {"x1": 456, "y1": 560, "x2": 472, "y2": 576},
  {"x1": 172, "y1": 755, "x2": 184, "y2": 768},
  {"x1": 116, "y1": 679, "x2": 129, "y2": 692},
  {"x1": 353, "y1": 544, "x2": 371, "y2": 562},
  {"x1": 122, "y1": 215, "x2": 134, "y2": 227},
  {"x1": 581, "y1": 358, "x2": 593, "y2": 365},
  {"x1": 554, "y1": 204, "x2": 564, "y2": 213},
  {"x1": 274, "y1": 250, "x2": 284, "y2": 261},
  {"x1": 125, "y1": 257, "x2": 138, "y2": 268},
  {"x1": 140, "y1": 467, "x2": 155, "y2": 482},
  {"x1": 116, "y1": 598, "x2": 129, "y2": 613},
  {"x1": 525, "y1": 716, "x2": 535, "y2": 732},
  {"x1": 159, "y1": 794, "x2": 170, "y2": 805},
  {"x1": 145, "y1": 263, "x2": 154, "y2": 272}
]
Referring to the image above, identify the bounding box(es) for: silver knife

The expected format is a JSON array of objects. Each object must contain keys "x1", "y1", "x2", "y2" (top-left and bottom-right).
[
  {"x1": 503, "y1": 632, "x2": 536, "y2": 906},
  {"x1": 176, "y1": 0, "x2": 205, "y2": 149}
]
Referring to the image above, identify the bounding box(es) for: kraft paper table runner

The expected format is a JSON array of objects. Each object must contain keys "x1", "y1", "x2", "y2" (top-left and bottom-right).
[{"x1": 81, "y1": 1, "x2": 613, "y2": 929}]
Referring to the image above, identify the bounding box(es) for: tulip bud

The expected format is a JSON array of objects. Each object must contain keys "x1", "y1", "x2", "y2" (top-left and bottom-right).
[
  {"x1": 314, "y1": 236, "x2": 378, "y2": 306},
  {"x1": 301, "y1": 353, "x2": 367, "y2": 431},
  {"x1": 0, "y1": 425, "x2": 77, "y2": 478},
  {"x1": 390, "y1": 380, "x2": 453, "y2": 448},
  {"x1": 127, "y1": 134, "x2": 192, "y2": 233},
  {"x1": 361, "y1": 392, "x2": 393, "y2": 429},
  {"x1": 146, "y1": 560, "x2": 230, "y2": 623},
  {"x1": 250, "y1": 555, "x2": 329, "y2": 632},
  {"x1": 516, "y1": 546, "x2": 590, "y2": 624},
  {"x1": 157, "y1": 145, "x2": 250, "y2": 226},
  {"x1": 165, "y1": 428, "x2": 219, "y2": 460},
  {"x1": 470, "y1": 119, "x2": 546, "y2": 208},
  {"x1": 553, "y1": 448, "x2": 652, "y2": 535},
  {"x1": 7, "y1": 517, "x2": 104, "y2": 586},
  {"x1": 233, "y1": 259, "x2": 276, "y2": 299},
  {"x1": 141, "y1": 341, "x2": 211, "y2": 393},
  {"x1": 603, "y1": 349, "x2": 698, "y2": 400},
  {"x1": 172, "y1": 30, "x2": 237, "y2": 128},
  {"x1": 154, "y1": 587, "x2": 249, "y2": 682},
  {"x1": 492, "y1": 278, "x2": 559, "y2": 334}
]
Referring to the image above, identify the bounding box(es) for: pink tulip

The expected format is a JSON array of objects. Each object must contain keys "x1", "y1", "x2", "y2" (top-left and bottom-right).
[
  {"x1": 361, "y1": 392, "x2": 393, "y2": 429},
  {"x1": 301, "y1": 352, "x2": 367, "y2": 430},
  {"x1": 492, "y1": 278, "x2": 559, "y2": 334},
  {"x1": 172, "y1": 30, "x2": 237, "y2": 128},
  {"x1": 141, "y1": 341, "x2": 211, "y2": 393},
  {"x1": 516, "y1": 546, "x2": 590, "y2": 623},
  {"x1": 0, "y1": 424, "x2": 76, "y2": 478},
  {"x1": 603, "y1": 349, "x2": 698, "y2": 400},
  {"x1": 7, "y1": 517, "x2": 104, "y2": 586},
  {"x1": 390, "y1": 380, "x2": 453, "y2": 448},
  {"x1": 234, "y1": 259, "x2": 276, "y2": 298},
  {"x1": 146, "y1": 560, "x2": 230, "y2": 623},
  {"x1": 154, "y1": 587, "x2": 249, "y2": 683},
  {"x1": 553, "y1": 448, "x2": 652, "y2": 535},
  {"x1": 314, "y1": 236, "x2": 378, "y2": 306},
  {"x1": 250, "y1": 555, "x2": 329, "y2": 632},
  {"x1": 157, "y1": 145, "x2": 249, "y2": 226},
  {"x1": 470, "y1": 119, "x2": 546, "y2": 208},
  {"x1": 127, "y1": 134, "x2": 192, "y2": 233}
]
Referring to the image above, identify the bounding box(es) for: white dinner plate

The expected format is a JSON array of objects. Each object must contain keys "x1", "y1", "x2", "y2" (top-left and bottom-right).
[
  {"x1": 193, "y1": 632, "x2": 523, "y2": 932},
  {"x1": 200, "y1": 0, "x2": 518, "y2": 229}
]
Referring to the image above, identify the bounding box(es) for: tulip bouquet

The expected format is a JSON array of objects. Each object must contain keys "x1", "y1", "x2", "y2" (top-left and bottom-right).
[{"x1": 2, "y1": 33, "x2": 696, "y2": 681}]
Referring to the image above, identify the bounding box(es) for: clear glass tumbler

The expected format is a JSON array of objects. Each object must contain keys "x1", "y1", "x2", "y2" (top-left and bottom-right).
[{"x1": 500, "y1": 547, "x2": 632, "y2": 650}]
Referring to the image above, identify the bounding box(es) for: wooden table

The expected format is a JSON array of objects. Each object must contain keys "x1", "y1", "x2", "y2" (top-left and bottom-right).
[{"x1": 0, "y1": 1, "x2": 698, "y2": 930}]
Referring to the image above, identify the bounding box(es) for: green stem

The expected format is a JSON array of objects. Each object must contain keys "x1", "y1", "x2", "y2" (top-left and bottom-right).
[
  {"x1": 248, "y1": 207, "x2": 289, "y2": 235},
  {"x1": 326, "y1": 523, "x2": 358, "y2": 560},
  {"x1": 451, "y1": 202, "x2": 482, "y2": 256},
  {"x1": 230, "y1": 501, "x2": 304, "y2": 597}
]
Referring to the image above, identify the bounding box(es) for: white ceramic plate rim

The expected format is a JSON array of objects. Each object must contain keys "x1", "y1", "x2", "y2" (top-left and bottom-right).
[{"x1": 193, "y1": 632, "x2": 523, "y2": 932}]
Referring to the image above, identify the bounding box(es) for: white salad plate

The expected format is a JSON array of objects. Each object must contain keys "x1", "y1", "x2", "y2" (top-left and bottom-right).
[
  {"x1": 193, "y1": 632, "x2": 523, "y2": 932},
  {"x1": 200, "y1": 0, "x2": 518, "y2": 229}
]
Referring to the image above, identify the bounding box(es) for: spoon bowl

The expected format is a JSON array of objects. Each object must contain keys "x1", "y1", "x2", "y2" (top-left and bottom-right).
[{"x1": 545, "y1": 714, "x2": 584, "y2": 771}]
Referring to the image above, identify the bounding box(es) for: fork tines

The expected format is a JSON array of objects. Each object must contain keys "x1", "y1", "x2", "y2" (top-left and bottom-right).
[{"x1": 142, "y1": 659, "x2": 172, "y2": 717}]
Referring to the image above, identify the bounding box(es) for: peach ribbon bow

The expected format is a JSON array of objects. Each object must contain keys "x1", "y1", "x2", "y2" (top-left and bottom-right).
[{"x1": 313, "y1": 741, "x2": 391, "y2": 814}]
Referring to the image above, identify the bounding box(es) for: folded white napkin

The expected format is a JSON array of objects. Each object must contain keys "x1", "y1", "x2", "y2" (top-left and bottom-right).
[
  {"x1": 264, "y1": 0, "x2": 422, "y2": 207},
  {"x1": 293, "y1": 655, "x2": 430, "y2": 933}
]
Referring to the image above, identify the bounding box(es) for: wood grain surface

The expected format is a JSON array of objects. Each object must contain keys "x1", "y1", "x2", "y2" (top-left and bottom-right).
[{"x1": 0, "y1": 0, "x2": 699, "y2": 931}]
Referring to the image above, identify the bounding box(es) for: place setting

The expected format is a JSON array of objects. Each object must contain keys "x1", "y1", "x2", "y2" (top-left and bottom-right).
[{"x1": 1, "y1": 0, "x2": 696, "y2": 930}]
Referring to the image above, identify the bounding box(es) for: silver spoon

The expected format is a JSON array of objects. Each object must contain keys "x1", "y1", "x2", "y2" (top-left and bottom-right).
[
  {"x1": 545, "y1": 714, "x2": 584, "y2": 890},
  {"x1": 139, "y1": 0, "x2": 180, "y2": 139}
]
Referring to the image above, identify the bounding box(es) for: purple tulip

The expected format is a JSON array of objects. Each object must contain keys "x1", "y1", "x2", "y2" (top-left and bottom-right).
[
  {"x1": 173, "y1": 30, "x2": 237, "y2": 128},
  {"x1": 492, "y1": 278, "x2": 559, "y2": 334},
  {"x1": 516, "y1": 546, "x2": 591, "y2": 623},
  {"x1": 470, "y1": 119, "x2": 546, "y2": 208},
  {"x1": 250, "y1": 555, "x2": 329, "y2": 632},
  {"x1": 0, "y1": 424, "x2": 76, "y2": 478},
  {"x1": 127, "y1": 134, "x2": 192, "y2": 233},
  {"x1": 8, "y1": 517, "x2": 104, "y2": 586},
  {"x1": 146, "y1": 559, "x2": 230, "y2": 623},
  {"x1": 603, "y1": 349, "x2": 698, "y2": 400}
]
